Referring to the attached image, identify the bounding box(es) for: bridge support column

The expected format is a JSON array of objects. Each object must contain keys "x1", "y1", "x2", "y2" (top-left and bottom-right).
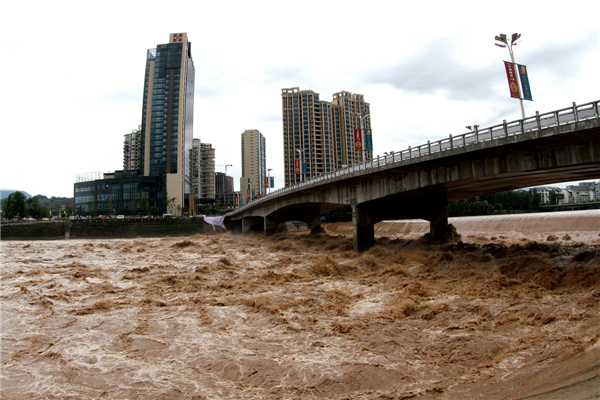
[
  {"x1": 264, "y1": 216, "x2": 279, "y2": 237},
  {"x1": 352, "y1": 203, "x2": 374, "y2": 253},
  {"x1": 307, "y1": 215, "x2": 322, "y2": 234},
  {"x1": 229, "y1": 220, "x2": 243, "y2": 235},
  {"x1": 421, "y1": 200, "x2": 449, "y2": 240}
]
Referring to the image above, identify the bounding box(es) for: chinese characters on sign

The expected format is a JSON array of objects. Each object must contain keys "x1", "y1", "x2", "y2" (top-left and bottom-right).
[
  {"x1": 504, "y1": 61, "x2": 521, "y2": 99},
  {"x1": 354, "y1": 129, "x2": 363, "y2": 151},
  {"x1": 517, "y1": 64, "x2": 533, "y2": 101}
]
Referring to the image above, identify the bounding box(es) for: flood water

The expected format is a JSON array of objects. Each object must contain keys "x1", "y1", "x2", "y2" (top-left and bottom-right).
[{"x1": 1, "y1": 211, "x2": 599, "y2": 399}]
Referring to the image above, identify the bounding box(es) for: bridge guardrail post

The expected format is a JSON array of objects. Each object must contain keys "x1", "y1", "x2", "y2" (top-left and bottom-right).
[
  {"x1": 427, "y1": 140, "x2": 431, "y2": 154},
  {"x1": 573, "y1": 102, "x2": 579, "y2": 122},
  {"x1": 554, "y1": 111, "x2": 559, "y2": 127},
  {"x1": 408, "y1": 146, "x2": 411, "y2": 159},
  {"x1": 449, "y1": 134, "x2": 453, "y2": 149},
  {"x1": 474, "y1": 127, "x2": 479, "y2": 143},
  {"x1": 519, "y1": 119, "x2": 524, "y2": 135},
  {"x1": 536, "y1": 111, "x2": 541, "y2": 131}
]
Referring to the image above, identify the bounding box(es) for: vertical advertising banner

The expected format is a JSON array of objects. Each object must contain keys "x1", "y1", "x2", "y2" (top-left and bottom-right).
[
  {"x1": 354, "y1": 129, "x2": 363, "y2": 151},
  {"x1": 294, "y1": 159, "x2": 301, "y2": 175},
  {"x1": 270, "y1": 177, "x2": 274, "y2": 188},
  {"x1": 504, "y1": 61, "x2": 521, "y2": 99},
  {"x1": 302, "y1": 160, "x2": 307, "y2": 174},
  {"x1": 235, "y1": 196, "x2": 239, "y2": 206},
  {"x1": 264, "y1": 177, "x2": 269, "y2": 188},
  {"x1": 517, "y1": 64, "x2": 533, "y2": 101},
  {"x1": 364, "y1": 129, "x2": 373, "y2": 152},
  {"x1": 251, "y1": 189, "x2": 255, "y2": 199},
  {"x1": 247, "y1": 188, "x2": 251, "y2": 199}
]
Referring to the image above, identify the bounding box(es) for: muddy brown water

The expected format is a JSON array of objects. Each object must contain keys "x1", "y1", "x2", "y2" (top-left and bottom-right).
[{"x1": 1, "y1": 211, "x2": 599, "y2": 399}]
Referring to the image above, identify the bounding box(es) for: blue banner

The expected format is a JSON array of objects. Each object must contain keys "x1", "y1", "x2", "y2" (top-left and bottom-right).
[
  {"x1": 270, "y1": 177, "x2": 274, "y2": 188},
  {"x1": 517, "y1": 64, "x2": 532, "y2": 101},
  {"x1": 364, "y1": 129, "x2": 373, "y2": 152},
  {"x1": 302, "y1": 160, "x2": 307, "y2": 174}
]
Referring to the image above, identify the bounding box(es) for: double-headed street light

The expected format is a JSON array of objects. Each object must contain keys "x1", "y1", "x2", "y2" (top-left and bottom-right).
[
  {"x1": 357, "y1": 112, "x2": 370, "y2": 162},
  {"x1": 295, "y1": 148, "x2": 308, "y2": 182},
  {"x1": 495, "y1": 33, "x2": 526, "y2": 119}
]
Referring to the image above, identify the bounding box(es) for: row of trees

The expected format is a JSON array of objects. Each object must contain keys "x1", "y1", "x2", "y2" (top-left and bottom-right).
[
  {"x1": 448, "y1": 189, "x2": 543, "y2": 217},
  {"x1": 2, "y1": 192, "x2": 76, "y2": 219}
]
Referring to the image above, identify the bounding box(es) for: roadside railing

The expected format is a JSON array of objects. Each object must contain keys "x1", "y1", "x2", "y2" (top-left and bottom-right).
[{"x1": 233, "y1": 100, "x2": 600, "y2": 214}]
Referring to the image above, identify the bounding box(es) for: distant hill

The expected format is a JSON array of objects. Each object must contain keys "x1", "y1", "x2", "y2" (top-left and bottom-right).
[{"x1": 1, "y1": 190, "x2": 32, "y2": 199}]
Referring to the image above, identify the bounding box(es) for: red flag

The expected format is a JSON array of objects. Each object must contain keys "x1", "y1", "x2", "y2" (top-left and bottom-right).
[
  {"x1": 354, "y1": 129, "x2": 363, "y2": 151},
  {"x1": 247, "y1": 189, "x2": 251, "y2": 199},
  {"x1": 504, "y1": 61, "x2": 521, "y2": 99},
  {"x1": 294, "y1": 159, "x2": 301, "y2": 175},
  {"x1": 264, "y1": 177, "x2": 269, "y2": 188}
]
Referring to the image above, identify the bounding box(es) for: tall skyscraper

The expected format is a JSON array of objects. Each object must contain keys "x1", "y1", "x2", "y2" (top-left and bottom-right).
[
  {"x1": 191, "y1": 139, "x2": 215, "y2": 198},
  {"x1": 239, "y1": 129, "x2": 266, "y2": 204},
  {"x1": 281, "y1": 87, "x2": 372, "y2": 187},
  {"x1": 140, "y1": 32, "x2": 195, "y2": 213}
]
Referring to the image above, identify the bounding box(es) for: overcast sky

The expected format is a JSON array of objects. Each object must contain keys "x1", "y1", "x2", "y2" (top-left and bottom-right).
[{"x1": 2, "y1": 0, "x2": 599, "y2": 198}]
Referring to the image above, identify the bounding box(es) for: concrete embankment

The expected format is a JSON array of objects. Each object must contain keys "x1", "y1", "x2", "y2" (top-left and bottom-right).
[{"x1": 1, "y1": 219, "x2": 204, "y2": 240}]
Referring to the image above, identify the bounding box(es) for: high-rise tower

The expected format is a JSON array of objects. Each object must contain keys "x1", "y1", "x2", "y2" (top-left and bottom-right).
[
  {"x1": 281, "y1": 87, "x2": 372, "y2": 187},
  {"x1": 240, "y1": 129, "x2": 266, "y2": 204},
  {"x1": 140, "y1": 33, "x2": 195, "y2": 214}
]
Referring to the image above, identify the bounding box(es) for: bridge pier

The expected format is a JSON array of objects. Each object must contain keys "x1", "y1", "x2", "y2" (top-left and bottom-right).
[
  {"x1": 264, "y1": 216, "x2": 279, "y2": 237},
  {"x1": 352, "y1": 203, "x2": 375, "y2": 252},
  {"x1": 242, "y1": 217, "x2": 263, "y2": 234},
  {"x1": 307, "y1": 215, "x2": 322, "y2": 234}
]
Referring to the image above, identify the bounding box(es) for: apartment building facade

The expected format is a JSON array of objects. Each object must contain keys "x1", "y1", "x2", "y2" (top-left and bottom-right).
[
  {"x1": 282, "y1": 87, "x2": 372, "y2": 187},
  {"x1": 239, "y1": 129, "x2": 266, "y2": 204}
]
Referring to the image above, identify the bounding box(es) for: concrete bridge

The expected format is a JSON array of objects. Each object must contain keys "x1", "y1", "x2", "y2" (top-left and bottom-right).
[{"x1": 226, "y1": 101, "x2": 600, "y2": 251}]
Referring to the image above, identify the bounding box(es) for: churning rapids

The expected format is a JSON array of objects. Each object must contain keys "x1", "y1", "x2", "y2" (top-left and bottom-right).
[{"x1": 1, "y1": 211, "x2": 599, "y2": 399}]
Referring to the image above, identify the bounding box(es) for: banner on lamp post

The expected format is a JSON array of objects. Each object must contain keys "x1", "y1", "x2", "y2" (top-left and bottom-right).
[
  {"x1": 270, "y1": 177, "x2": 274, "y2": 188},
  {"x1": 354, "y1": 129, "x2": 363, "y2": 151},
  {"x1": 246, "y1": 188, "x2": 251, "y2": 199},
  {"x1": 504, "y1": 61, "x2": 521, "y2": 99},
  {"x1": 517, "y1": 64, "x2": 532, "y2": 101},
  {"x1": 302, "y1": 160, "x2": 307, "y2": 174},
  {"x1": 364, "y1": 129, "x2": 373, "y2": 152},
  {"x1": 294, "y1": 159, "x2": 300, "y2": 175},
  {"x1": 264, "y1": 177, "x2": 269, "y2": 188}
]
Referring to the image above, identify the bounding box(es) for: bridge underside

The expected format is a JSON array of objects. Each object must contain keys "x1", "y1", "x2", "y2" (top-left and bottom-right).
[{"x1": 227, "y1": 120, "x2": 600, "y2": 252}]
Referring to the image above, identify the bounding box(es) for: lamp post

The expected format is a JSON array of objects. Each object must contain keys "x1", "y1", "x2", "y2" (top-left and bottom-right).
[
  {"x1": 495, "y1": 33, "x2": 526, "y2": 119},
  {"x1": 267, "y1": 168, "x2": 273, "y2": 194},
  {"x1": 357, "y1": 112, "x2": 370, "y2": 163},
  {"x1": 295, "y1": 148, "x2": 308, "y2": 182}
]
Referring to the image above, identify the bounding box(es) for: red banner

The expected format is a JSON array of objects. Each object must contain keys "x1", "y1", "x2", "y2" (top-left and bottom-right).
[
  {"x1": 504, "y1": 61, "x2": 521, "y2": 99},
  {"x1": 354, "y1": 129, "x2": 363, "y2": 151},
  {"x1": 264, "y1": 177, "x2": 269, "y2": 188},
  {"x1": 294, "y1": 159, "x2": 301, "y2": 175},
  {"x1": 247, "y1": 188, "x2": 251, "y2": 199}
]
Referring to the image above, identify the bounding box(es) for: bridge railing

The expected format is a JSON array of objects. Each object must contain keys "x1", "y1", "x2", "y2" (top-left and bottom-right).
[{"x1": 234, "y1": 100, "x2": 599, "y2": 214}]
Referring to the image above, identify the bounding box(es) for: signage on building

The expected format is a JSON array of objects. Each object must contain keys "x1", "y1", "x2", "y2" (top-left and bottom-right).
[
  {"x1": 171, "y1": 33, "x2": 184, "y2": 43},
  {"x1": 517, "y1": 64, "x2": 533, "y2": 101},
  {"x1": 354, "y1": 129, "x2": 363, "y2": 151},
  {"x1": 504, "y1": 61, "x2": 521, "y2": 99}
]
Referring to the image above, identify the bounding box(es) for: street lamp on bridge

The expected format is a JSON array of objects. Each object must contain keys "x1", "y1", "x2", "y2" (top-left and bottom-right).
[{"x1": 495, "y1": 33, "x2": 526, "y2": 119}]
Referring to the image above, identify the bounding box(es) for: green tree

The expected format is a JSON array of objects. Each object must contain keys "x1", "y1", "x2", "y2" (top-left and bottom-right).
[
  {"x1": 149, "y1": 206, "x2": 160, "y2": 215},
  {"x1": 549, "y1": 190, "x2": 558, "y2": 206}
]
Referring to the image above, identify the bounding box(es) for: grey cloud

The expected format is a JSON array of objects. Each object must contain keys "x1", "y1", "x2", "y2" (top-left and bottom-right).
[
  {"x1": 101, "y1": 91, "x2": 139, "y2": 104},
  {"x1": 259, "y1": 112, "x2": 282, "y2": 123},
  {"x1": 361, "y1": 39, "x2": 497, "y2": 101},
  {"x1": 196, "y1": 85, "x2": 224, "y2": 99},
  {"x1": 263, "y1": 66, "x2": 306, "y2": 84},
  {"x1": 523, "y1": 31, "x2": 598, "y2": 78}
]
